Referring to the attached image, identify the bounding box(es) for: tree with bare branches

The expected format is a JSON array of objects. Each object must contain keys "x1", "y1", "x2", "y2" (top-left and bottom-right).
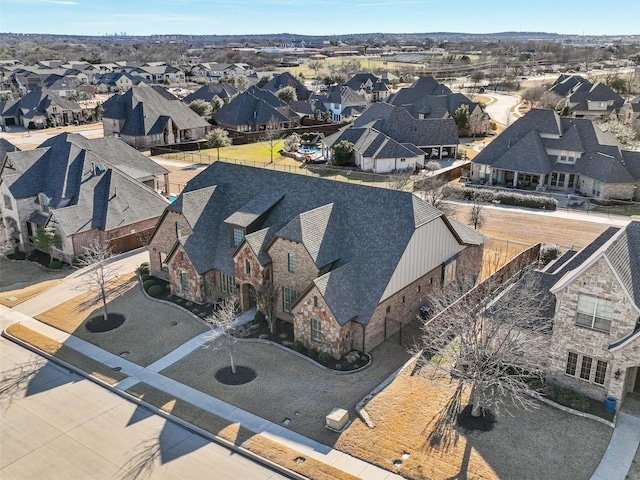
[
  {"x1": 414, "y1": 175, "x2": 454, "y2": 216},
  {"x1": 468, "y1": 196, "x2": 486, "y2": 230},
  {"x1": 416, "y1": 269, "x2": 552, "y2": 421},
  {"x1": 77, "y1": 242, "x2": 118, "y2": 323},
  {"x1": 252, "y1": 277, "x2": 279, "y2": 334},
  {"x1": 202, "y1": 296, "x2": 248, "y2": 374}
]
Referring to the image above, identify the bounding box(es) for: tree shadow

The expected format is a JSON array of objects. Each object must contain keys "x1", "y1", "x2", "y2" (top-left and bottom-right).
[
  {"x1": 0, "y1": 357, "x2": 74, "y2": 409},
  {"x1": 423, "y1": 380, "x2": 464, "y2": 452},
  {"x1": 76, "y1": 275, "x2": 137, "y2": 313}
]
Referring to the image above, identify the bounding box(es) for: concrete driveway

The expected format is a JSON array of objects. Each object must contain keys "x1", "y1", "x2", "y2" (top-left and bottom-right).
[{"x1": 0, "y1": 335, "x2": 288, "y2": 480}]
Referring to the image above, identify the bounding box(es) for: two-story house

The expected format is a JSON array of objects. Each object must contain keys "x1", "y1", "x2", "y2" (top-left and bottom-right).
[
  {"x1": 549, "y1": 74, "x2": 625, "y2": 119},
  {"x1": 147, "y1": 162, "x2": 486, "y2": 359},
  {"x1": 470, "y1": 109, "x2": 640, "y2": 200},
  {"x1": 0, "y1": 87, "x2": 85, "y2": 129},
  {"x1": 0, "y1": 133, "x2": 170, "y2": 260},
  {"x1": 311, "y1": 85, "x2": 369, "y2": 123},
  {"x1": 540, "y1": 222, "x2": 640, "y2": 410}
]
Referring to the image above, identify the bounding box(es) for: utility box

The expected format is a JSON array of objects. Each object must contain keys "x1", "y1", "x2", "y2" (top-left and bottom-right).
[{"x1": 325, "y1": 408, "x2": 349, "y2": 431}]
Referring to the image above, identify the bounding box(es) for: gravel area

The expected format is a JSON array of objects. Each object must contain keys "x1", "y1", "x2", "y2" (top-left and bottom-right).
[
  {"x1": 53, "y1": 283, "x2": 208, "y2": 367},
  {"x1": 161, "y1": 339, "x2": 411, "y2": 446}
]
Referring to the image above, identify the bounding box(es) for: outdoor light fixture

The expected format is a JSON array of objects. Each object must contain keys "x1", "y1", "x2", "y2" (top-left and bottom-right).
[{"x1": 614, "y1": 369, "x2": 622, "y2": 380}]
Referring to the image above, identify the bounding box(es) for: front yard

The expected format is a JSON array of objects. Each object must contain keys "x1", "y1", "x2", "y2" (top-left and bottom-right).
[{"x1": 335, "y1": 366, "x2": 612, "y2": 480}]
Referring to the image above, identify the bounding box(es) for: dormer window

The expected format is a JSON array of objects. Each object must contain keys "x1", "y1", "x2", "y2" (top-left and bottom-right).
[{"x1": 233, "y1": 227, "x2": 244, "y2": 246}]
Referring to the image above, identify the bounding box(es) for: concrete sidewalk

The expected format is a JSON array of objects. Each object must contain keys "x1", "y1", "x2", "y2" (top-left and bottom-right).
[
  {"x1": 591, "y1": 412, "x2": 640, "y2": 480},
  {"x1": 0, "y1": 305, "x2": 404, "y2": 480}
]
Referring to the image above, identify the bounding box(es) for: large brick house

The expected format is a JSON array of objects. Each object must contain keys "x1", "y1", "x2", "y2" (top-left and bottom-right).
[
  {"x1": 470, "y1": 109, "x2": 640, "y2": 201},
  {"x1": 147, "y1": 162, "x2": 486, "y2": 358},
  {"x1": 1, "y1": 133, "x2": 169, "y2": 260},
  {"x1": 523, "y1": 222, "x2": 640, "y2": 410}
]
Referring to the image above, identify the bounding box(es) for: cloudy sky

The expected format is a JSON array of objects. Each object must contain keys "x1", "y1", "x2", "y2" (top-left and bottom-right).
[{"x1": 1, "y1": 0, "x2": 638, "y2": 36}]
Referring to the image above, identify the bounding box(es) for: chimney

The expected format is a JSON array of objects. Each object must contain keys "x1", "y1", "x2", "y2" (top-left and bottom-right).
[{"x1": 114, "y1": 186, "x2": 117, "y2": 197}]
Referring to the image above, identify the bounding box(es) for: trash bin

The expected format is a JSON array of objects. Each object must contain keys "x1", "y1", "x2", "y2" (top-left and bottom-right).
[{"x1": 604, "y1": 396, "x2": 617, "y2": 414}]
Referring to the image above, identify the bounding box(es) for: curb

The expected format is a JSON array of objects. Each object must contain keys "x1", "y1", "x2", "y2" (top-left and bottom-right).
[
  {"x1": 532, "y1": 393, "x2": 616, "y2": 428},
  {"x1": 2, "y1": 327, "x2": 305, "y2": 480}
]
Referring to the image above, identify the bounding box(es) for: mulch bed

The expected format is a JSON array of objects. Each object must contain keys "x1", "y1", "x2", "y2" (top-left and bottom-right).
[
  {"x1": 456, "y1": 404, "x2": 496, "y2": 432},
  {"x1": 214, "y1": 365, "x2": 257, "y2": 385},
  {"x1": 85, "y1": 313, "x2": 126, "y2": 333},
  {"x1": 247, "y1": 318, "x2": 371, "y2": 372}
]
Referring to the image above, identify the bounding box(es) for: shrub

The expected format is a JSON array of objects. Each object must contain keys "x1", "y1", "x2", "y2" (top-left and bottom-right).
[
  {"x1": 141, "y1": 273, "x2": 151, "y2": 282},
  {"x1": 282, "y1": 340, "x2": 293, "y2": 348},
  {"x1": 544, "y1": 383, "x2": 590, "y2": 412},
  {"x1": 253, "y1": 311, "x2": 266, "y2": 325},
  {"x1": 48, "y1": 259, "x2": 62, "y2": 270},
  {"x1": 353, "y1": 363, "x2": 360, "y2": 369},
  {"x1": 307, "y1": 348, "x2": 318, "y2": 359},
  {"x1": 148, "y1": 285, "x2": 164, "y2": 297},
  {"x1": 335, "y1": 363, "x2": 342, "y2": 370},
  {"x1": 318, "y1": 352, "x2": 331, "y2": 365},
  {"x1": 259, "y1": 333, "x2": 269, "y2": 339},
  {"x1": 279, "y1": 332, "x2": 289, "y2": 340},
  {"x1": 167, "y1": 294, "x2": 174, "y2": 300},
  {"x1": 139, "y1": 264, "x2": 150, "y2": 274},
  {"x1": 186, "y1": 301, "x2": 193, "y2": 307},
  {"x1": 140, "y1": 261, "x2": 150, "y2": 267},
  {"x1": 165, "y1": 284, "x2": 171, "y2": 292},
  {"x1": 143, "y1": 279, "x2": 157, "y2": 291},
  {"x1": 292, "y1": 340, "x2": 305, "y2": 352},
  {"x1": 193, "y1": 309, "x2": 199, "y2": 314},
  {"x1": 540, "y1": 243, "x2": 562, "y2": 265}
]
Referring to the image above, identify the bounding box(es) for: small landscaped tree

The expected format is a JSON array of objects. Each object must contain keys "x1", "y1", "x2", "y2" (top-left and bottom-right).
[
  {"x1": 453, "y1": 104, "x2": 470, "y2": 131},
  {"x1": 332, "y1": 140, "x2": 354, "y2": 166},
  {"x1": 467, "y1": 195, "x2": 486, "y2": 230},
  {"x1": 78, "y1": 242, "x2": 118, "y2": 324},
  {"x1": 31, "y1": 225, "x2": 60, "y2": 262},
  {"x1": 276, "y1": 86, "x2": 297, "y2": 105},
  {"x1": 188, "y1": 99, "x2": 213, "y2": 118},
  {"x1": 252, "y1": 277, "x2": 279, "y2": 334},
  {"x1": 206, "y1": 128, "x2": 231, "y2": 161},
  {"x1": 203, "y1": 296, "x2": 244, "y2": 374}
]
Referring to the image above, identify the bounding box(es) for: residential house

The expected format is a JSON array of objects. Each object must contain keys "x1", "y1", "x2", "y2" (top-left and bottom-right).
[
  {"x1": 321, "y1": 102, "x2": 459, "y2": 173},
  {"x1": 345, "y1": 73, "x2": 391, "y2": 102},
  {"x1": 147, "y1": 162, "x2": 486, "y2": 358},
  {"x1": 532, "y1": 222, "x2": 640, "y2": 410},
  {"x1": 0, "y1": 133, "x2": 170, "y2": 261},
  {"x1": 102, "y1": 85, "x2": 210, "y2": 149},
  {"x1": 549, "y1": 74, "x2": 624, "y2": 119},
  {"x1": 0, "y1": 87, "x2": 85, "y2": 129},
  {"x1": 619, "y1": 97, "x2": 640, "y2": 131},
  {"x1": 130, "y1": 65, "x2": 185, "y2": 85},
  {"x1": 182, "y1": 83, "x2": 238, "y2": 104},
  {"x1": 93, "y1": 72, "x2": 145, "y2": 93},
  {"x1": 213, "y1": 86, "x2": 299, "y2": 132},
  {"x1": 311, "y1": 85, "x2": 369, "y2": 122},
  {"x1": 470, "y1": 109, "x2": 640, "y2": 200},
  {"x1": 387, "y1": 76, "x2": 490, "y2": 135},
  {"x1": 188, "y1": 63, "x2": 254, "y2": 81},
  {"x1": 260, "y1": 72, "x2": 312, "y2": 101}
]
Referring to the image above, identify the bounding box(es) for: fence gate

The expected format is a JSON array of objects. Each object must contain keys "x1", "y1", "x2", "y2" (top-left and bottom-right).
[
  {"x1": 109, "y1": 229, "x2": 152, "y2": 254},
  {"x1": 384, "y1": 316, "x2": 424, "y2": 350}
]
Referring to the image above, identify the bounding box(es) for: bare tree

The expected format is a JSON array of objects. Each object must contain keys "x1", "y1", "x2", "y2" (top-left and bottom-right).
[
  {"x1": 77, "y1": 242, "x2": 118, "y2": 323},
  {"x1": 387, "y1": 172, "x2": 412, "y2": 191},
  {"x1": 414, "y1": 175, "x2": 455, "y2": 216},
  {"x1": 252, "y1": 277, "x2": 279, "y2": 334},
  {"x1": 416, "y1": 270, "x2": 552, "y2": 421},
  {"x1": 261, "y1": 117, "x2": 283, "y2": 164},
  {"x1": 468, "y1": 196, "x2": 486, "y2": 230},
  {"x1": 202, "y1": 296, "x2": 248, "y2": 374}
]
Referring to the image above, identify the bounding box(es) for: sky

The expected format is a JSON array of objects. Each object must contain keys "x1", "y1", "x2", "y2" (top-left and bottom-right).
[{"x1": 1, "y1": 0, "x2": 639, "y2": 37}]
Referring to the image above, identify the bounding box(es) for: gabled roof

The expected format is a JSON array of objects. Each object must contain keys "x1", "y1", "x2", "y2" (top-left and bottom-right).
[
  {"x1": 353, "y1": 102, "x2": 459, "y2": 146},
  {"x1": 549, "y1": 222, "x2": 640, "y2": 310},
  {"x1": 473, "y1": 109, "x2": 639, "y2": 184},
  {"x1": 314, "y1": 85, "x2": 367, "y2": 106},
  {"x1": 165, "y1": 162, "x2": 481, "y2": 326},
  {"x1": 182, "y1": 83, "x2": 238, "y2": 103},
  {"x1": 102, "y1": 85, "x2": 209, "y2": 136},
  {"x1": 261, "y1": 72, "x2": 311, "y2": 101},
  {"x1": 0, "y1": 87, "x2": 81, "y2": 119},
  {"x1": 0, "y1": 138, "x2": 20, "y2": 159},
  {"x1": 2, "y1": 134, "x2": 168, "y2": 236},
  {"x1": 213, "y1": 87, "x2": 292, "y2": 127}
]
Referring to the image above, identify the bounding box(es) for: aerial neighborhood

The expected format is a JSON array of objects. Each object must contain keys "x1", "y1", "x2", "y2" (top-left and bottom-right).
[{"x1": 1, "y1": 27, "x2": 640, "y2": 480}]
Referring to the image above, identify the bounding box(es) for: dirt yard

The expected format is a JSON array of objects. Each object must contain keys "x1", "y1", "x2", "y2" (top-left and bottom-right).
[{"x1": 336, "y1": 367, "x2": 612, "y2": 480}]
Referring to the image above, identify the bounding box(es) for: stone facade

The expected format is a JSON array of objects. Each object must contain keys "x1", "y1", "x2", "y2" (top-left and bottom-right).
[
  {"x1": 267, "y1": 238, "x2": 319, "y2": 321},
  {"x1": 148, "y1": 211, "x2": 193, "y2": 280},
  {"x1": 234, "y1": 244, "x2": 265, "y2": 311},
  {"x1": 549, "y1": 257, "x2": 640, "y2": 403}
]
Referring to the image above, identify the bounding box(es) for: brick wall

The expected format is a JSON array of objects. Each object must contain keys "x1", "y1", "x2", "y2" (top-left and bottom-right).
[
  {"x1": 234, "y1": 244, "x2": 265, "y2": 310},
  {"x1": 167, "y1": 244, "x2": 204, "y2": 303},
  {"x1": 268, "y1": 238, "x2": 319, "y2": 321},
  {"x1": 148, "y1": 211, "x2": 193, "y2": 280},
  {"x1": 549, "y1": 257, "x2": 640, "y2": 401}
]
